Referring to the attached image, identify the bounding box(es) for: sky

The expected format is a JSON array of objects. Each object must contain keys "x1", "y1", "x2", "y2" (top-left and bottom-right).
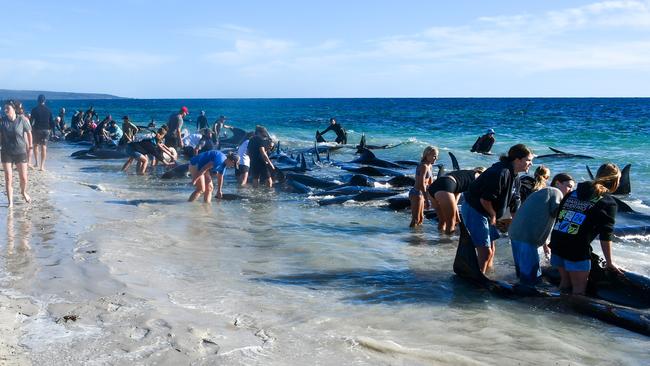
[{"x1": 3, "y1": 0, "x2": 650, "y2": 98}]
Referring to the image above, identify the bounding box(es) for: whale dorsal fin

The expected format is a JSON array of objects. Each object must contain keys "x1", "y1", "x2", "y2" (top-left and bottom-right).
[
  {"x1": 449, "y1": 152, "x2": 460, "y2": 171},
  {"x1": 549, "y1": 147, "x2": 566, "y2": 154},
  {"x1": 586, "y1": 165, "x2": 595, "y2": 180}
]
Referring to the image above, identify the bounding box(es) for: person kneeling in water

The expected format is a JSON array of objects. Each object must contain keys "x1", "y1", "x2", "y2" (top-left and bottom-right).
[{"x1": 188, "y1": 150, "x2": 239, "y2": 203}]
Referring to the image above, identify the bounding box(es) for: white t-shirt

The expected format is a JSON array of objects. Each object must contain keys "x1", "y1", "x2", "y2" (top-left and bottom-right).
[{"x1": 237, "y1": 139, "x2": 250, "y2": 167}]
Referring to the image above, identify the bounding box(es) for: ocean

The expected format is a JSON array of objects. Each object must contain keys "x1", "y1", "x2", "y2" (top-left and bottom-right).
[{"x1": 1, "y1": 98, "x2": 649, "y2": 364}]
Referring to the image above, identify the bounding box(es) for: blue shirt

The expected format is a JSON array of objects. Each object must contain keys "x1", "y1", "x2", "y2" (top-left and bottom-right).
[{"x1": 190, "y1": 150, "x2": 227, "y2": 174}]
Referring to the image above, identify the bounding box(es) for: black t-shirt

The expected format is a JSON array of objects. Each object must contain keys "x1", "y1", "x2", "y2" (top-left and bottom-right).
[
  {"x1": 130, "y1": 140, "x2": 166, "y2": 162},
  {"x1": 30, "y1": 104, "x2": 53, "y2": 130},
  {"x1": 518, "y1": 175, "x2": 536, "y2": 203},
  {"x1": 465, "y1": 160, "x2": 520, "y2": 218},
  {"x1": 247, "y1": 135, "x2": 270, "y2": 166},
  {"x1": 197, "y1": 115, "x2": 209, "y2": 129},
  {"x1": 446, "y1": 170, "x2": 477, "y2": 193},
  {"x1": 549, "y1": 182, "x2": 617, "y2": 261}
]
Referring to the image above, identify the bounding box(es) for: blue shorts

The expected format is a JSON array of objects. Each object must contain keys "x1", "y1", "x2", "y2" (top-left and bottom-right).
[
  {"x1": 460, "y1": 200, "x2": 500, "y2": 248},
  {"x1": 551, "y1": 254, "x2": 591, "y2": 272},
  {"x1": 511, "y1": 240, "x2": 541, "y2": 285},
  {"x1": 126, "y1": 145, "x2": 143, "y2": 159}
]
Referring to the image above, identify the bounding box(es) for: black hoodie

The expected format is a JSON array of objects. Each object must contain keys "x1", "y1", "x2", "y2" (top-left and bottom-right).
[
  {"x1": 465, "y1": 160, "x2": 520, "y2": 219},
  {"x1": 549, "y1": 181, "x2": 617, "y2": 262}
]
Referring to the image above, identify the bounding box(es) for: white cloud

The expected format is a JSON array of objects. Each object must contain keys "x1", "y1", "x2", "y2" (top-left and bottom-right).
[{"x1": 55, "y1": 48, "x2": 173, "y2": 69}]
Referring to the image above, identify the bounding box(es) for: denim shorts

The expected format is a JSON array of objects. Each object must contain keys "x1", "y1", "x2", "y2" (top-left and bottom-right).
[
  {"x1": 511, "y1": 240, "x2": 541, "y2": 285},
  {"x1": 126, "y1": 145, "x2": 143, "y2": 159},
  {"x1": 460, "y1": 200, "x2": 500, "y2": 247},
  {"x1": 551, "y1": 254, "x2": 591, "y2": 272}
]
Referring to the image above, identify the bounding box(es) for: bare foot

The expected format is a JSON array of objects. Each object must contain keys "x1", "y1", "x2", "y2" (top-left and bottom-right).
[
  {"x1": 39, "y1": 167, "x2": 46, "y2": 172},
  {"x1": 22, "y1": 193, "x2": 31, "y2": 203},
  {"x1": 7, "y1": 201, "x2": 13, "y2": 208}
]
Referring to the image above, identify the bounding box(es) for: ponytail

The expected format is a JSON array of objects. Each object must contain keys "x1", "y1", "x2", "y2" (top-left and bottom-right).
[
  {"x1": 533, "y1": 165, "x2": 550, "y2": 191},
  {"x1": 593, "y1": 163, "x2": 620, "y2": 197},
  {"x1": 500, "y1": 144, "x2": 533, "y2": 163}
]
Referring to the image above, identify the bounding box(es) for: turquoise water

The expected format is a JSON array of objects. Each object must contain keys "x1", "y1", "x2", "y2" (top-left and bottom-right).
[{"x1": 7, "y1": 98, "x2": 650, "y2": 363}]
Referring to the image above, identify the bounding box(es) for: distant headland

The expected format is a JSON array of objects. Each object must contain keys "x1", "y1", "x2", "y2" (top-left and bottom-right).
[{"x1": 0, "y1": 89, "x2": 125, "y2": 100}]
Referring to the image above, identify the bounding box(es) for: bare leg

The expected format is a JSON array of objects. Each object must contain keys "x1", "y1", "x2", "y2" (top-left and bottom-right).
[
  {"x1": 569, "y1": 271, "x2": 590, "y2": 295},
  {"x1": 136, "y1": 156, "x2": 148, "y2": 175},
  {"x1": 238, "y1": 171, "x2": 249, "y2": 186},
  {"x1": 409, "y1": 194, "x2": 424, "y2": 227},
  {"x1": 32, "y1": 145, "x2": 39, "y2": 168},
  {"x1": 39, "y1": 145, "x2": 47, "y2": 171},
  {"x1": 435, "y1": 191, "x2": 456, "y2": 234},
  {"x1": 3, "y1": 163, "x2": 13, "y2": 207},
  {"x1": 204, "y1": 174, "x2": 213, "y2": 203},
  {"x1": 16, "y1": 163, "x2": 29, "y2": 203},
  {"x1": 121, "y1": 158, "x2": 134, "y2": 172},
  {"x1": 188, "y1": 167, "x2": 205, "y2": 202},
  {"x1": 486, "y1": 241, "x2": 496, "y2": 271},
  {"x1": 557, "y1": 266, "x2": 572, "y2": 292},
  {"x1": 476, "y1": 246, "x2": 493, "y2": 274}
]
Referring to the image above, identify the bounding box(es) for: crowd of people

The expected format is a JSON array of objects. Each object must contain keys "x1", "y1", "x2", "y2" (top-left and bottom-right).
[
  {"x1": 410, "y1": 142, "x2": 622, "y2": 295},
  {"x1": 0, "y1": 96, "x2": 624, "y2": 297}
]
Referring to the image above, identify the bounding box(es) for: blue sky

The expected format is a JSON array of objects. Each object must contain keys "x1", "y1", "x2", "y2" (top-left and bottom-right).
[{"x1": 3, "y1": 0, "x2": 650, "y2": 98}]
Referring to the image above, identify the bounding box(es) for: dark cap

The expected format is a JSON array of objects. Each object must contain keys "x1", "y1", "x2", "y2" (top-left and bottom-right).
[
  {"x1": 37, "y1": 94, "x2": 46, "y2": 103},
  {"x1": 122, "y1": 115, "x2": 129, "y2": 120}
]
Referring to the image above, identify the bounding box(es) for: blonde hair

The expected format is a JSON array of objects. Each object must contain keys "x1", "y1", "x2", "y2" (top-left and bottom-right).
[
  {"x1": 473, "y1": 166, "x2": 486, "y2": 174},
  {"x1": 421, "y1": 146, "x2": 439, "y2": 163},
  {"x1": 533, "y1": 165, "x2": 551, "y2": 191},
  {"x1": 593, "y1": 163, "x2": 621, "y2": 197}
]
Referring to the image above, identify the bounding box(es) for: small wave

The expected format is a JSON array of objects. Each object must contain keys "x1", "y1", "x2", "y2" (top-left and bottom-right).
[{"x1": 351, "y1": 336, "x2": 483, "y2": 365}]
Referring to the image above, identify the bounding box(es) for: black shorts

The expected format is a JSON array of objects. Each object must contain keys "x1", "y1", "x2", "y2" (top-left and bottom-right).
[
  {"x1": 33, "y1": 129, "x2": 51, "y2": 145},
  {"x1": 1, "y1": 152, "x2": 28, "y2": 164},
  {"x1": 165, "y1": 135, "x2": 180, "y2": 148},
  {"x1": 249, "y1": 163, "x2": 271, "y2": 181},
  {"x1": 235, "y1": 165, "x2": 249, "y2": 177},
  {"x1": 428, "y1": 176, "x2": 457, "y2": 196}
]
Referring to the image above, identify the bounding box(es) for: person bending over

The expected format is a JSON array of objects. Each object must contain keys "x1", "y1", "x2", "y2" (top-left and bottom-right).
[{"x1": 188, "y1": 150, "x2": 239, "y2": 202}]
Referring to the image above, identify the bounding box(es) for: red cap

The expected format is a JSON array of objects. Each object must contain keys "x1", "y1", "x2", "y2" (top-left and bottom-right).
[{"x1": 181, "y1": 106, "x2": 189, "y2": 114}]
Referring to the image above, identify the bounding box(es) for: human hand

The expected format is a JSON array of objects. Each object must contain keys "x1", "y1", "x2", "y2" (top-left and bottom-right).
[
  {"x1": 215, "y1": 191, "x2": 223, "y2": 199},
  {"x1": 606, "y1": 262, "x2": 624, "y2": 275}
]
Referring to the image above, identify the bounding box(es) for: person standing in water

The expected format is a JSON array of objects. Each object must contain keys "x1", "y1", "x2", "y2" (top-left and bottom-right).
[
  {"x1": 0, "y1": 100, "x2": 33, "y2": 207},
  {"x1": 471, "y1": 128, "x2": 496, "y2": 154},
  {"x1": 427, "y1": 167, "x2": 485, "y2": 234},
  {"x1": 549, "y1": 163, "x2": 623, "y2": 295},
  {"x1": 196, "y1": 111, "x2": 209, "y2": 130},
  {"x1": 29, "y1": 94, "x2": 54, "y2": 170},
  {"x1": 318, "y1": 118, "x2": 347, "y2": 144},
  {"x1": 165, "y1": 106, "x2": 188, "y2": 149},
  {"x1": 462, "y1": 144, "x2": 533, "y2": 273},
  {"x1": 409, "y1": 146, "x2": 437, "y2": 227},
  {"x1": 247, "y1": 126, "x2": 275, "y2": 188},
  {"x1": 508, "y1": 173, "x2": 575, "y2": 286},
  {"x1": 188, "y1": 150, "x2": 239, "y2": 202}
]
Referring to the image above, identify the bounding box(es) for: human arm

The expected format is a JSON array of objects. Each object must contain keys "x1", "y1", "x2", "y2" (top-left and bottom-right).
[
  {"x1": 214, "y1": 172, "x2": 224, "y2": 198},
  {"x1": 599, "y1": 198, "x2": 621, "y2": 273},
  {"x1": 259, "y1": 146, "x2": 275, "y2": 170},
  {"x1": 480, "y1": 198, "x2": 498, "y2": 225}
]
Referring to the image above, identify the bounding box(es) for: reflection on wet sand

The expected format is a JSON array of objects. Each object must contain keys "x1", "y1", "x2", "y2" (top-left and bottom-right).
[{"x1": 5, "y1": 209, "x2": 34, "y2": 279}]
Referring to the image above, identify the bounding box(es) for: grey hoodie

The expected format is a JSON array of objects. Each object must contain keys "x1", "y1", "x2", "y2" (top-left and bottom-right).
[{"x1": 508, "y1": 187, "x2": 563, "y2": 246}]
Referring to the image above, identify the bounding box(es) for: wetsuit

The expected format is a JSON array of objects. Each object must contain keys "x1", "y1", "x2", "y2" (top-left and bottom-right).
[
  {"x1": 321, "y1": 123, "x2": 347, "y2": 144},
  {"x1": 196, "y1": 115, "x2": 209, "y2": 130},
  {"x1": 428, "y1": 169, "x2": 476, "y2": 196},
  {"x1": 471, "y1": 134, "x2": 495, "y2": 153}
]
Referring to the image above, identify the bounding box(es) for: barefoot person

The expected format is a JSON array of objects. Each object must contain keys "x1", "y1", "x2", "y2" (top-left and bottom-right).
[
  {"x1": 549, "y1": 163, "x2": 623, "y2": 295},
  {"x1": 509, "y1": 173, "x2": 575, "y2": 286},
  {"x1": 29, "y1": 94, "x2": 54, "y2": 170},
  {"x1": 0, "y1": 100, "x2": 33, "y2": 207},
  {"x1": 409, "y1": 146, "x2": 437, "y2": 227},
  {"x1": 188, "y1": 150, "x2": 239, "y2": 202},
  {"x1": 461, "y1": 144, "x2": 533, "y2": 273},
  {"x1": 427, "y1": 167, "x2": 485, "y2": 234}
]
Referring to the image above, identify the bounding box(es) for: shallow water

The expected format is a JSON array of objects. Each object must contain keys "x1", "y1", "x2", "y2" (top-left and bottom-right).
[{"x1": 2, "y1": 98, "x2": 650, "y2": 364}]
